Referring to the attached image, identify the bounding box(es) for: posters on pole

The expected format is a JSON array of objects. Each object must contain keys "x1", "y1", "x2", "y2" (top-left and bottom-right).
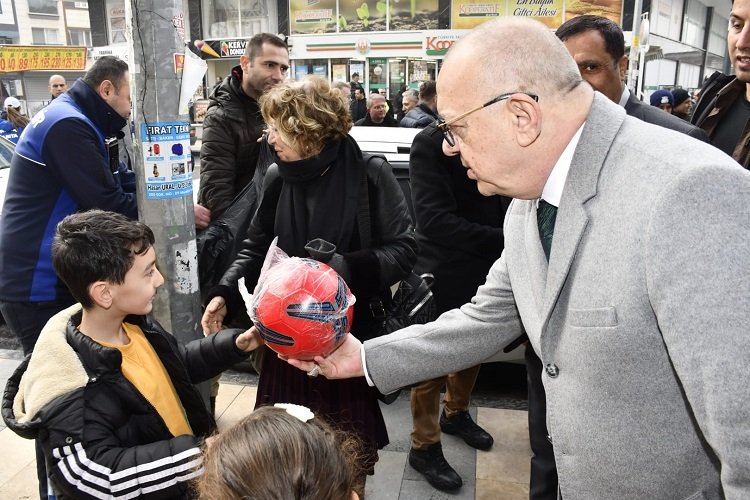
[
  {"x1": 178, "y1": 47, "x2": 208, "y2": 115},
  {"x1": 141, "y1": 122, "x2": 193, "y2": 200}
]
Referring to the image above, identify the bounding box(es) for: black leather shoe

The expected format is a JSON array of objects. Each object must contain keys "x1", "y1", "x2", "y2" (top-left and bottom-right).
[
  {"x1": 440, "y1": 410, "x2": 494, "y2": 450},
  {"x1": 408, "y1": 443, "x2": 462, "y2": 491}
]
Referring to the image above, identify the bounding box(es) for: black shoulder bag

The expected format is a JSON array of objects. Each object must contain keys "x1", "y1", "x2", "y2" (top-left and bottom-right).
[{"x1": 358, "y1": 154, "x2": 439, "y2": 403}]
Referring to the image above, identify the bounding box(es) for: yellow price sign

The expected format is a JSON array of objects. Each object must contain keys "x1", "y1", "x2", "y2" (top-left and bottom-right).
[{"x1": 0, "y1": 46, "x2": 87, "y2": 72}]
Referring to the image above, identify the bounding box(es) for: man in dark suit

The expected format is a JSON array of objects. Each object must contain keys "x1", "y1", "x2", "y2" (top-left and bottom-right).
[
  {"x1": 555, "y1": 15, "x2": 709, "y2": 142},
  {"x1": 286, "y1": 18, "x2": 750, "y2": 499},
  {"x1": 406, "y1": 123, "x2": 509, "y2": 492}
]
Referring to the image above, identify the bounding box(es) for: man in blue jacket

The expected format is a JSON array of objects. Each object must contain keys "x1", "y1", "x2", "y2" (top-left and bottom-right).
[
  {"x1": 0, "y1": 55, "x2": 136, "y2": 355},
  {"x1": 0, "y1": 54, "x2": 137, "y2": 499}
]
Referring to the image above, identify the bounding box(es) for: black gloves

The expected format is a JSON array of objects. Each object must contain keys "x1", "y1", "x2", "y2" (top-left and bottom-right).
[{"x1": 304, "y1": 238, "x2": 351, "y2": 283}]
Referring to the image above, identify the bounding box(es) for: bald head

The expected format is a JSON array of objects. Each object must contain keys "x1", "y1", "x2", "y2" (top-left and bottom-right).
[
  {"x1": 437, "y1": 18, "x2": 592, "y2": 200},
  {"x1": 443, "y1": 18, "x2": 582, "y2": 101},
  {"x1": 48, "y1": 75, "x2": 67, "y2": 99}
]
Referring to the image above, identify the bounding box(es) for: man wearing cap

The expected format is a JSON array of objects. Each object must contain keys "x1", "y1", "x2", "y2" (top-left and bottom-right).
[
  {"x1": 671, "y1": 88, "x2": 693, "y2": 120},
  {"x1": 692, "y1": 0, "x2": 750, "y2": 169},
  {"x1": 650, "y1": 89, "x2": 674, "y2": 113},
  {"x1": 0, "y1": 97, "x2": 28, "y2": 144}
]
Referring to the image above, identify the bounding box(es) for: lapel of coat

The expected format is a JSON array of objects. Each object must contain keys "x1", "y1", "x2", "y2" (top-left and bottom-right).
[{"x1": 541, "y1": 94, "x2": 627, "y2": 326}]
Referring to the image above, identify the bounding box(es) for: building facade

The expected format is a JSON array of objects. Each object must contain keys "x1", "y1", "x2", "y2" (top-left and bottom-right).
[
  {"x1": 84, "y1": 0, "x2": 732, "y2": 102},
  {"x1": 0, "y1": 0, "x2": 92, "y2": 115}
]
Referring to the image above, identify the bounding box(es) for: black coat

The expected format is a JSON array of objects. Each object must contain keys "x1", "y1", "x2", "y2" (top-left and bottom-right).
[
  {"x1": 212, "y1": 148, "x2": 417, "y2": 328},
  {"x1": 400, "y1": 103, "x2": 439, "y2": 128},
  {"x1": 354, "y1": 112, "x2": 398, "y2": 127},
  {"x1": 350, "y1": 98, "x2": 367, "y2": 122},
  {"x1": 624, "y1": 92, "x2": 709, "y2": 142},
  {"x1": 410, "y1": 124, "x2": 510, "y2": 311},
  {"x1": 197, "y1": 65, "x2": 265, "y2": 217},
  {"x1": 2, "y1": 309, "x2": 250, "y2": 499}
]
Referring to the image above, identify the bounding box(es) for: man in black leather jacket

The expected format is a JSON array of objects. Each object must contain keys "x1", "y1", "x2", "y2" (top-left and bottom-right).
[{"x1": 197, "y1": 33, "x2": 289, "y2": 220}]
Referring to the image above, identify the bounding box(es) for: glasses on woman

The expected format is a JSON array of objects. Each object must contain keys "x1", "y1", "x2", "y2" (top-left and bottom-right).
[{"x1": 437, "y1": 92, "x2": 539, "y2": 147}]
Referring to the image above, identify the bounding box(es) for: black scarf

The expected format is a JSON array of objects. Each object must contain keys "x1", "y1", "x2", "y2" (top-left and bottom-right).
[{"x1": 274, "y1": 135, "x2": 364, "y2": 258}]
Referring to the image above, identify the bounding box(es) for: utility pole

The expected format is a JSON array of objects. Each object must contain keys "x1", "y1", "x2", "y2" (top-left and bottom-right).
[
  {"x1": 627, "y1": 0, "x2": 644, "y2": 96},
  {"x1": 125, "y1": 2, "x2": 204, "y2": 352}
]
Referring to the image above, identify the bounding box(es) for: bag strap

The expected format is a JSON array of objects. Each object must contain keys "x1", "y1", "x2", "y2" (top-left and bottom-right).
[{"x1": 356, "y1": 153, "x2": 387, "y2": 249}]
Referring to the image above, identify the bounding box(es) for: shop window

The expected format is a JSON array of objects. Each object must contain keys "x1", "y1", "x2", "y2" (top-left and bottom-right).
[
  {"x1": 204, "y1": 0, "x2": 276, "y2": 39},
  {"x1": 332, "y1": 59, "x2": 348, "y2": 83},
  {"x1": 32, "y1": 28, "x2": 59, "y2": 45},
  {"x1": 28, "y1": 0, "x2": 58, "y2": 15},
  {"x1": 707, "y1": 12, "x2": 728, "y2": 56},
  {"x1": 107, "y1": 0, "x2": 128, "y2": 44},
  {"x1": 651, "y1": 0, "x2": 685, "y2": 40},
  {"x1": 681, "y1": 0, "x2": 706, "y2": 48},
  {"x1": 68, "y1": 29, "x2": 92, "y2": 47}
]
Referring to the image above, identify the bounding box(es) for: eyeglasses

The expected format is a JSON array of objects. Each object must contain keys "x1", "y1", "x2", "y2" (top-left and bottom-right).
[{"x1": 437, "y1": 92, "x2": 539, "y2": 147}]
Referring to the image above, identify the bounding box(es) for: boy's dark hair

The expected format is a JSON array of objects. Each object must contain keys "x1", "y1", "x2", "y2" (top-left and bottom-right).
[
  {"x1": 555, "y1": 15, "x2": 626, "y2": 62},
  {"x1": 244, "y1": 33, "x2": 288, "y2": 60},
  {"x1": 419, "y1": 80, "x2": 437, "y2": 101},
  {"x1": 52, "y1": 210, "x2": 154, "y2": 309},
  {"x1": 351, "y1": 72, "x2": 359, "y2": 78},
  {"x1": 83, "y1": 56, "x2": 130, "y2": 91}
]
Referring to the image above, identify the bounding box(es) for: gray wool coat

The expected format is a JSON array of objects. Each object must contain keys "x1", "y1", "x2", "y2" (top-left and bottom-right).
[{"x1": 364, "y1": 94, "x2": 750, "y2": 499}]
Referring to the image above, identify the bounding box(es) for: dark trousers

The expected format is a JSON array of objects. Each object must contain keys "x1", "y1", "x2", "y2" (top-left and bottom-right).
[
  {"x1": 0, "y1": 299, "x2": 74, "y2": 355},
  {"x1": 525, "y1": 343, "x2": 559, "y2": 500},
  {"x1": 0, "y1": 298, "x2": 74, "y2": 499}
]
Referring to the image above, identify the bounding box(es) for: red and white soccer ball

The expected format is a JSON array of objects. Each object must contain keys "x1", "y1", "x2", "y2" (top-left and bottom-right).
[{"x1": 252, "y1": 258, "x2": 355, "y2": 360}]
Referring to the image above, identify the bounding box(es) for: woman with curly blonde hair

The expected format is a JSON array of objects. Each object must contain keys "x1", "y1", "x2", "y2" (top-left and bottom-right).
[{"x1": 202, "y1": 76, "x2": 417, "y2": 493}]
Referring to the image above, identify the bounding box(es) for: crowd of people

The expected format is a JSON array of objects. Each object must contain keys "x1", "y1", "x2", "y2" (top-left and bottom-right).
[{"x1": 0, "y1": 3, "x2": 749, "y2": 498}]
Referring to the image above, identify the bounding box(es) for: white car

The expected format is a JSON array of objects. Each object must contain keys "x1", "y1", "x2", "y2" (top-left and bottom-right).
[{"x1": 0, "y1": 136, "x2": 16, "y2": 218}]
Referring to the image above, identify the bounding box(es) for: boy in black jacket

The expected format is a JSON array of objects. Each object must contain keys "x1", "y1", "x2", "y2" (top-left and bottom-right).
[{"x1": 2, "y1": 210, "x2": 261, "y2": 499}]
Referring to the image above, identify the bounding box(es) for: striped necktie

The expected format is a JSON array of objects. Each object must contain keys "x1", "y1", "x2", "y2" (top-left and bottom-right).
[{"x1": 537, "y1": 199, "x2": 557, "y2": 260}]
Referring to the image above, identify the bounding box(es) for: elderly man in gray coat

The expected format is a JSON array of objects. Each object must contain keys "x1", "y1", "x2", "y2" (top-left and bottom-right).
[{"x1": 284, "y1": 18, "x2": 750, "y2": 500}]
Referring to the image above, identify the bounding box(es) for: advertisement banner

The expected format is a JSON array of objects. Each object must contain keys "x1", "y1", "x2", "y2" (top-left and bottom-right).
[
  {"x1": 0, "y1": 46, "x2": 87, "y2": 72},
  {"x1": 141, "y1": 122, "x2": 193, "y2": 200},
  {"x1": 451, "y1": 0, "x2": 503, "y2": 29},
  {"x1": 340, "y1": 0, "x2": 387, "y2": 32},
  {"x1": 565, "y1": 0, "x2": 621, "y2": 23},
  {"x1": 332, "y1": 63, "x2": 347, "y2": 82},
  {"x1": 290, "y1": 0, "x2": 337, "y2": 34},
  {"x1": 451, "y1": 0, "x2": 621, "y2": 29},
  {"x1": 508, "y1": 0, "x2": 563, "y2": 28},
  {"x1": 390, "y1": 0, "x2": 439, "y2": 31}
]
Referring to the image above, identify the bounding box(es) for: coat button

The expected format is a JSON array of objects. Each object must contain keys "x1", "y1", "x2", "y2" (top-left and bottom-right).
[{"x1": 545, "y1": 363, "x2": 559, "y2": 377}]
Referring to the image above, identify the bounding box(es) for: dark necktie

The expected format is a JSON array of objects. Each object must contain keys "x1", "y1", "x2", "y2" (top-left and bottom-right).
[{"x1": 537, "y1": 199, "x2": 557, "y2": 260}]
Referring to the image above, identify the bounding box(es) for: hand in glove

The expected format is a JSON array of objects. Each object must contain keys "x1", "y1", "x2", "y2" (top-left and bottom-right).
[{"x1": 304, "y1": 238, "x2": 351, "y2": 284}]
